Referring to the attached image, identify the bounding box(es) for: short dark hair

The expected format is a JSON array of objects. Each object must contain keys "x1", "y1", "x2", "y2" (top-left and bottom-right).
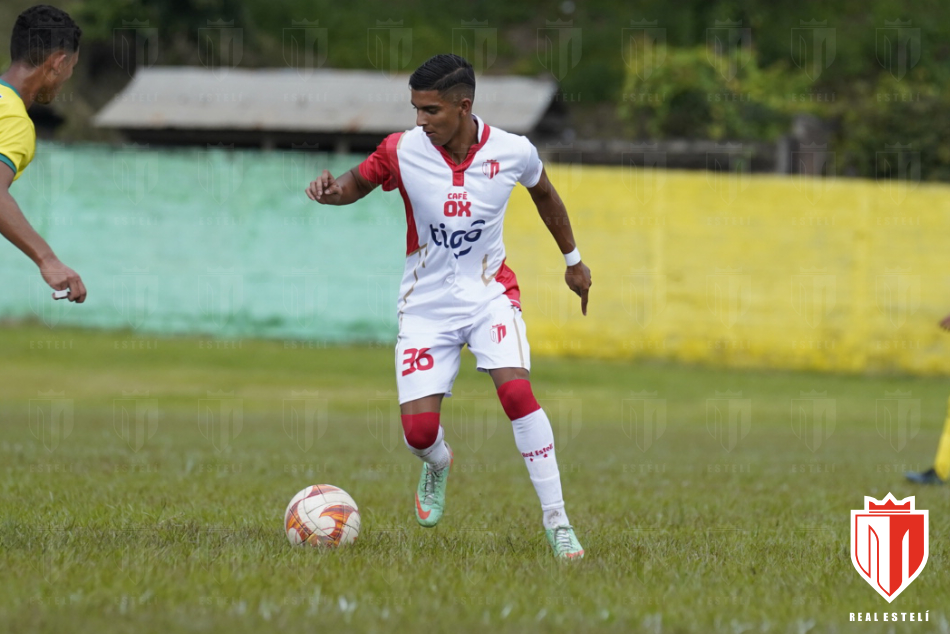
[
  {"x1": 10, "y1": 5, "x2": 82, "y2": 67},
  {"x1": 409, "y1": 54, "x2": 475, "y2": 100}
]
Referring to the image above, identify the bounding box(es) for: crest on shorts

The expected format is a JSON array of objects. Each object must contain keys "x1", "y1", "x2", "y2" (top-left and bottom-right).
[
  {"x1": 482, "y1": 159, "x2": 500, "y2": 179},
  {"x1": 490, "y1": 323, "x2": 507, "y2": 343}
]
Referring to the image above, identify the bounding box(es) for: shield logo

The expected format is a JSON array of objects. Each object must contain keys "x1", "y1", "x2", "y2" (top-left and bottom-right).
[
  {"x1": 197, "y1": 392, "x2": 243, "y2": 452},
  {"x1": 113, "y1": 393, "x2": 159, "y2": 453},
  {"x1": 706, "y1": 144, "x2": 751, "y2": 204},
  {"x1": 537, "y1": 19, "x2": 582, "y2": 81},
  {"x1": 112, "y1": 20, "x2": 159, "y2": 78},
  {"x1": 543, "y1": 142, "x2": 584, "y2": 192},
  {"x1": 27, "y1": 528, "x2": 68, "y2": 583},
  {"x1": 706, "y1": 20, "x2": 752, "y2": 80},
  {"x1": 621, "y1": 21, "x2": 667, "y2": 79},
  {"x1": 875, "y1": 145, "x2": 920, "y2": 204},
  {"x1": 282, "y1": 393, "x2": 328, "y2": 452},
  {"x1": 282, "y1": 144, "x2": 325, "y2": 194},
  {"x1": 282, "y1": 20, "x2": 328, "y2": 78},
  {"x1": 876, "y1": 391, "x2": 920, "y2": 453},
  {"x1": 489, "y1": 323, "x2": 506, "y2": 344},
  {"x1": 200, "y1": 144, "x2": 245, "y2": 204},
  {"x1": 535, "y1": 271, "x2": 579, "y2": 328},
  {"x1": 450, "y1": 392, "x2": 498, "y2": 453},
  {"x1": 27, "y1": 145, "x2": 74, "y2": 205},
  {"x1": 875, "y1": 270, "x2": 920, "y2": 328},
  {"x1": 621, "y1": 271, "x2": 667, "y2": 327},
  {"x1": 876, "y1": 21, "x2": 921, "y2": 80},
  {"x1": 28, "y1": 276, "x2": 72, "y2": 328},
  {"x1": 29, "y1": 391, "x2": 74, "y2": 453},
  {"x1": 706, "y1": 270, "x2": 751, "y2": 328},
  {"x1": 198, "y1": 271, "x2": 244, "y2": 330},
  {"x1": 198, "y1": 20, "x2": 243, "y2": 78},
  {"x1": 481, "y1": 160, "x2": 500, "y2": 179},
  {"x1": 26, "y1": 27, "x2": 77, "y2": 68},
  {"x1": 452, "y1": 20, "x2": 497, "y2": 73},
  {"x1": 366, "y1": 273, "x2": 400, "y2": 321},
  {"x1": 366, "y1": 393, "x2": 401, "y2": 453},
  {"x1": 790, "y1": 391, "x2": 836, "y2": 452},
  {"x1": 706, "y1": 391, "x2": 751, "y2": 453},
  {"x1": 790, "y1": 144, "x2": 836, "y2": 204},
  {"x1": 620, "y1": 146, "x2": 667, "y2": 204},
  {"x1": 790, "y1": 20, "x2": 836, "y2": 81},
  {"x1": 113, "y1": 271, "x2": 159, "y2": 329},
  {"x1": 629, "y1": 529, "x2": 668, "y2": 585},
  {"x1": 790, "y1": 271, "x2": 836, "y2": 328},
  {"x1": 367, "y1": 20, "x2": 413, "y2": 77},
  {"x1": 281, "y1": 270, "x2": 328, "y2": 329},
  {"x1": 537, "y1": 390, "x2": 582, "y2": 450},
  {"x1": 851, "y1": 494, "x2": 928, "y2": 602},
  {"x1": 621, "y1": 392, "x2": 667, "y2": 453},
  {"x1": 112, "y1": 144, "x2": 160, "y2": 204}
]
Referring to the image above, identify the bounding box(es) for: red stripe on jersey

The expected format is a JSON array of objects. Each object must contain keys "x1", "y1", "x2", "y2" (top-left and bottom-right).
[
  {"x1": 495, "y1": 259, "x2": 521, "y2": 308},
  {"x1": 436, "y1": 122, "x2": 492, "y2": 187},
  {"x1": 358, "y1": 132, "x2": 419, "y2": 255}
]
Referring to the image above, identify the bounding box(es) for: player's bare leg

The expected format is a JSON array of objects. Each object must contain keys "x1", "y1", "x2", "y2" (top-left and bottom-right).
[
  {"x1": 490, "y1": 368, "x2": 584, "y2": 560},
  {"x1": 401, "y1": 394, "x2": 454, "y2": 526}
]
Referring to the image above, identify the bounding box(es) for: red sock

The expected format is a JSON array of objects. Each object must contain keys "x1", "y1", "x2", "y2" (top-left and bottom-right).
[
  {"x1": 401, "y1": 412, "x2": 441, "y2": 449},
  {"x1": 497, "y1": 379, "x2": 541, "y2": 421}
]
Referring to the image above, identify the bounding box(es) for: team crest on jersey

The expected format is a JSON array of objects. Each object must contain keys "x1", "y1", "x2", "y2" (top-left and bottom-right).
[
  {"x1": 850, "y1": 493, "x2": 928, "y2": 602},
  {"x1": 490, "y1": 323, "x2": 507, "y2": 343},
  {"x1": 482, "y1": 159, "x2": 500, "y2": 179}
]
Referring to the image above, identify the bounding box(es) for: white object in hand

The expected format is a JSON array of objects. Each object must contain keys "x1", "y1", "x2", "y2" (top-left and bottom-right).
[{"x1": 52, "y1": 289, "x2": 69, "y2": 299}]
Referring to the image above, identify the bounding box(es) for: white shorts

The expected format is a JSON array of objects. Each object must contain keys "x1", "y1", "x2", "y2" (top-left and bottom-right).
[{"x1": 395, "y1": 295, "x2": 531, "y2": 404}]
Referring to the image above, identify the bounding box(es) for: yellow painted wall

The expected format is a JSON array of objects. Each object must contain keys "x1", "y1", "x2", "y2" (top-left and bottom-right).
[{"x1": 504, "y1": 164, "x2": 950, "y2": 375}]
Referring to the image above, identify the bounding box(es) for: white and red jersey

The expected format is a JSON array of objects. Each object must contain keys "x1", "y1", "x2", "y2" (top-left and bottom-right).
[{"x1": 358, "y1": 115, "x2": 543, "y2": 326}]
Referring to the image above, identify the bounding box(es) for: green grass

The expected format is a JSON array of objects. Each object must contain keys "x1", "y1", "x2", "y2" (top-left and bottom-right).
[{"x1": 0, "y1": 324, "x2": 948, "y2": 633}]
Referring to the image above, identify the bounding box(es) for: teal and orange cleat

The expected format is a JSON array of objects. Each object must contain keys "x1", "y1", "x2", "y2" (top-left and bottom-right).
[
  {"x1": 414, "y1": 444, "x2": 453, "y2": 527},
  {"x1": 546, "y1": 525, "x2": 585, "y2": 560}
]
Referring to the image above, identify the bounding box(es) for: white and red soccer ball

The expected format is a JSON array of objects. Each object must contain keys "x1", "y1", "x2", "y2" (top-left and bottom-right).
[{"x1": 284, "y1": 484, "x2": 360, "y2": 547}]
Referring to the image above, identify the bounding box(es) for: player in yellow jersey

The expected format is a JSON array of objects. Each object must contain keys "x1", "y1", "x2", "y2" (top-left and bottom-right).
[
  {"x1": 0, "y1": 5, "x2": 85, "y2": 302},
  {"x1": 905, "y1": 312, "x2": 950, "y2": 485}
]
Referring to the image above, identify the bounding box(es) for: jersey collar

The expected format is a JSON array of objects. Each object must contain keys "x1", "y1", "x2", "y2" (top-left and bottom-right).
[
  {"x1": 0, "y1": 78, "x2": 22, "y2": 99},
  {"x1": 435, "y1": 114, "x2": 491, "y2": 186}
]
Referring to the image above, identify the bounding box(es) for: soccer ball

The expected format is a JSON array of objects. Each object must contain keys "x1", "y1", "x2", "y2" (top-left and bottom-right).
[{"x1": 284, "y1": 484, "x2": 361, "y2": 547}]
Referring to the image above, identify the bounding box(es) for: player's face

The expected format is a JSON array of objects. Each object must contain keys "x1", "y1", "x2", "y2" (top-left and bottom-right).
[
  {"x1": 411, "y1": 89, "x2": 468, "y2": 147},
  {"x1": 35, "y1": 50, "x2": 79, "y2": 105}
]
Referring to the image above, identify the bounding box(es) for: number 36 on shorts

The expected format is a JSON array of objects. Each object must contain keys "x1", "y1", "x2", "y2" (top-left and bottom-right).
[{"x1": 401, "y1": 347, "x2": 435, "y2": 376}]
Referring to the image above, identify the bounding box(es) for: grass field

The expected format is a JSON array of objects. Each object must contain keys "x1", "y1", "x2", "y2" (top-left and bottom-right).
[{"x1": 0, "y1": 324, "x2": 947, "y2": 633}]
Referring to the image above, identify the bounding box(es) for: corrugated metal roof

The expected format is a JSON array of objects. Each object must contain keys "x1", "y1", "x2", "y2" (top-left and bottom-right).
[{"x1": 94, "y1": 67, "x2": 558, "y2": 135}]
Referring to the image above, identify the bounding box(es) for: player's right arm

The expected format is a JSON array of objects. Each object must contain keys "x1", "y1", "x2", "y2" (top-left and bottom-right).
[
  {"x1": 0, "y1": 166, "x2": 87, "y2": 302},
  {"x1": 306, "y1": 167, "x2": 378, "y2": 206}
]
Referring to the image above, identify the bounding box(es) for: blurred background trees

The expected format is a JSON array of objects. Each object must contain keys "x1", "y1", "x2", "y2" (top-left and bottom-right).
[{"x1": 2, "y1": 0, "x2": 948, "y2": 180}]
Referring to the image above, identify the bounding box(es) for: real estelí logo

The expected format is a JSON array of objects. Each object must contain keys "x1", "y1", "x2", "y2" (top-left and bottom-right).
[{"x1": 849, "y1": 493, "x2": 931, "y2": 622}]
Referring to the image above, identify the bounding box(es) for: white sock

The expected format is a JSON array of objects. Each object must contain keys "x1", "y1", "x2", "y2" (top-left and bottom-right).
[
  {"x1": 405, "y1": 425, "x2": 451, "y2": 470},
  {"x1": 511, "y1": 408, "x2": 570, "y2": 529}
]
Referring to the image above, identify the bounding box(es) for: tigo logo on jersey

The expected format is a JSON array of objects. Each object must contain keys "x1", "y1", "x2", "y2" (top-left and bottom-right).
[
  {"x1": 429, "y1": 219, "x2": 485, "y2": 258},
  {"x1": 850, "y1": 493, "x2": 928, "y2": 602},
  {"x1": 482, "y1": 159, "x2": 500, "y2": 179},
  {"x1": 490, "y1": 323, "x2": 507, "y2": 343}
]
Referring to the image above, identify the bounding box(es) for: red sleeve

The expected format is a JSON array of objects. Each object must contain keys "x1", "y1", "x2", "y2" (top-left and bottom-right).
[{"x1": 358, "y1": 132, "x2": 403, "y2": 192}]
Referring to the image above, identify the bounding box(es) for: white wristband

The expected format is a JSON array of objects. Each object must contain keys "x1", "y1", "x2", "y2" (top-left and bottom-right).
[{"x1": 563, "y1": 247, "x2": 581, "y2": 267}]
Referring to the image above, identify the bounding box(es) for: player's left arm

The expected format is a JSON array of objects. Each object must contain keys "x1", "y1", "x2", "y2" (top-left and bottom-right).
[{"x1": 527, "y1": 168, "x2": 591, "y2": 316}]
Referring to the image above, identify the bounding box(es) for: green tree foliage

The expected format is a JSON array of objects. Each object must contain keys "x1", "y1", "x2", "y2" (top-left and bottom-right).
[{"x1": 619, "y1": 46, "x2": 816, "y2": 141}]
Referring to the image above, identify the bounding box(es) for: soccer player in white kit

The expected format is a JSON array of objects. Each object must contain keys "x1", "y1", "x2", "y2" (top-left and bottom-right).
[{"x1": 306, "y1": 54, "x2": 591, "y2": 559}]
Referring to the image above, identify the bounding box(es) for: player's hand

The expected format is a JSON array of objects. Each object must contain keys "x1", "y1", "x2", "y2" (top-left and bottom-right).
[
  {"x1": 306, "y1": 170, "x2": 343, "y2": 204},
  {"x1": 40, "y1": 258, "x2": 86, "y2": 303},
  {"x1": 565, "y1": 262, "x2": 591, "y2": 316},
  {"x1": 939, "y1": 313, "x2": 950, "y2": 331}
]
